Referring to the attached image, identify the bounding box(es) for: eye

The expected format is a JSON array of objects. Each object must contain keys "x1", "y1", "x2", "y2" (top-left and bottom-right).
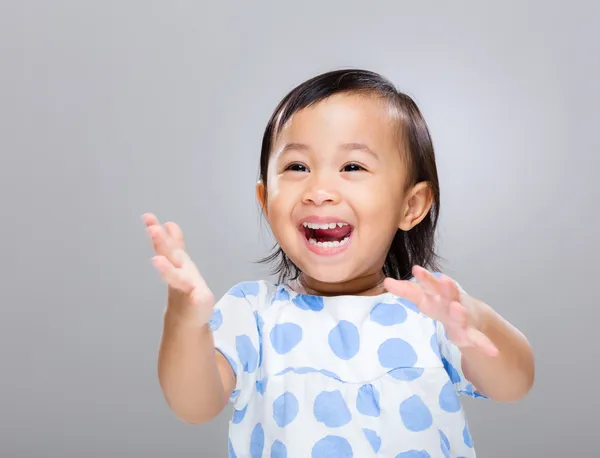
[
  {"x1": 284, "y1": 163, "x2": 309, "y2": 172},
  {"x1": 341, "y1": 162, "x2": 366, "y2": 172}
]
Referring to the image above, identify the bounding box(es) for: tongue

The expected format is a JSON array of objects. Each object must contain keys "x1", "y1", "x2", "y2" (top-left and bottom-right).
[{"x1": 313, "y1": 226, "x2": 352, "y2": 242}]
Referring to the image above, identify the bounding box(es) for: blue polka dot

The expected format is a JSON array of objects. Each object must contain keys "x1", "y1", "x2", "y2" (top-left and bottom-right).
[
  {"x1": 389, "y1": 367, "x2": 424, "y2": 381},
  {"x1": 236, "y1": 335, "x2": 259, "y2": 373},
  {"x1": 293, "y1": 295, "x2": 324, "y2": 311},
  {"x1": 209, "y1": 309, "x2": 223, "y2": 332},
  {"x1": 314, "y1": 390, "x2": 352, "y2": 427},
  {"x1": 271, "y1": 440, "x2": 287, "y2": 458},
  {"x1": 430, "y1": 333, "x2": 441, "y2": 359},
  {"x1": 270, "y1": 323, "x2": 303, "y2": 355},
  {"x1": 232, "y1": 405, "x2": 247, "y2": 424},
  {"x1": 395, "y1": 451, "x2": 431, "y2": 458},
  {"x1": 439, "y1": 381, "x2": 461, "y2": 412},
  {"x1": 440, "y1": 430, "x2": 451, "y2": 458},
  {"x1": 274, "y1": 288, "x2": 290, "y2": 302},
  {"x1": 370, "y1": 302, "x2": 407, "y2": 325},
  {"x1": 273, "y1": 392, "x2": 299, "y2": 427},
  {"x1": 230, "y1": 389, "x2": 240, "y2": 400},
  {"x1": 463, "y1": 423, "x2": 473, "y2": 448},
  {"x1": 229, "y1": 281, "x2": 260, "y2": 298},
  {"x1": 356, "y1": 384, "x2": 380, "y2": 417},
  {"x1": 442, "y1": 357, "x2": 461, "y2": 384},
  {"x1": 228, "y1": 439, "x2": 237, "y2": 458},
  {"x1": 378, "y1": 338, "x2": 418, "y2": 368},
  {"x1": 218, "y1": 349, "x2": 239, "y2": 376},
  {"x1": 250, "y1": 423, "x2": 264, "y2": 458},
  {"x1": 311, "y1": 436, "x2": 353, "y2": 458},
  {"x1": 397, "y1": 297, "x2": 420, "y2": 314},
  {"x1": 362, "y1": 429, "x2": 381, "y2": 453},
  {"x1": 256, "y1": 377, "x2": 267, "y2": 395},
  {"x1": 328, "y1": 321, "x2": 360, "y2": 360},
  {"x1": 399, "y1": 395, "x2": 432, "y2": 432}
]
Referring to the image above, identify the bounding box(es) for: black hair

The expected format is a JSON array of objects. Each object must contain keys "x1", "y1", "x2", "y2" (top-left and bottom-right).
[{"x1": 258, "y1": 69, "x2": 441, "y2": 282}]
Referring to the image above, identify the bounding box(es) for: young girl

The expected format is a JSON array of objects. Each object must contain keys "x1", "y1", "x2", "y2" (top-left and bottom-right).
[{"x1": 144, "y1": 69, "x2": 534, "y2": 458}]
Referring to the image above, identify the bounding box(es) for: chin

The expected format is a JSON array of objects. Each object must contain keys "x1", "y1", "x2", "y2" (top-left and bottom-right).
[{"x1": 295, "y1": 261, "x2": 358, "y2": 284}]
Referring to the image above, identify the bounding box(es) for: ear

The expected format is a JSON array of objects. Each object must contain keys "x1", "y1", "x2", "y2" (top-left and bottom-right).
[
  {"x1": 256, "y1": 180, "x2": 267, "y2": 216},
  {"x1": 398, "y1": 181, "x2": 434, "y2": 231}
]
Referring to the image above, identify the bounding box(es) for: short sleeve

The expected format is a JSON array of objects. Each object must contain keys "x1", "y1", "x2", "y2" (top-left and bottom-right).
[{"x1": 208, "y1": 281, "x2": 263, "y2": 409}]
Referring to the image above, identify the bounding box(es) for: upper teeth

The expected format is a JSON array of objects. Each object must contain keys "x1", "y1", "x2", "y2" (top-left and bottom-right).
[{"x1": 303, "y1": 222, "x2": 348, "y2": 230}]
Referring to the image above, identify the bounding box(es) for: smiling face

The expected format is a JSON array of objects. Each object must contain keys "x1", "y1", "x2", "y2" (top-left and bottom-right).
[{"x1": 257, "y1": 93, "x2": 433, "y2": 295}]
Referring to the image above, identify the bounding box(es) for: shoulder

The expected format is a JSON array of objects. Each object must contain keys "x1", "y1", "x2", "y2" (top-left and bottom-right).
[{"x1": 220, "y1": 279, "x2": 279, "y2": 309}]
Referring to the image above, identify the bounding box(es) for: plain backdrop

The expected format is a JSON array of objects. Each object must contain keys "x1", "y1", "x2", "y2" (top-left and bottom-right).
[{"x1": 1, "y1": 1, "x2": 598, "y2": 457}]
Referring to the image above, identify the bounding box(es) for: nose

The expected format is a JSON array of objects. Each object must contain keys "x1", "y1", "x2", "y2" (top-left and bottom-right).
[{"x1": 301, "y1": 175, "x2": 340, "y2": 206}]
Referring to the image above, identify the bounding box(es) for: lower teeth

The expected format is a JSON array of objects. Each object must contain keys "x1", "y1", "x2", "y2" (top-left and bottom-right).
[{"x1": 309, "y1": 236, "x2": 350, "y2": 248}]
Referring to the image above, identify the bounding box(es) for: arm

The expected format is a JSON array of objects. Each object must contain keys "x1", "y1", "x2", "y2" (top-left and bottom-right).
[
  {"x1": 461, "y1": 296, "x2": 534, "y2": 402},
  {"x1": 144, "y1": 213, "x2": 236, "y2": 424},
  {"x1": 158, "y1": 298, "x2": 235, "y2": 424},
  {"x1": 384, "y1": 266, "x2": 535, "y2": 403}
]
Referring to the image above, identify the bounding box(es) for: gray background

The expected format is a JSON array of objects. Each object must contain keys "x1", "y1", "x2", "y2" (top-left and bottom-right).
[{"x1": 1, "y1": 1, "x2": 598, "y2": 457}]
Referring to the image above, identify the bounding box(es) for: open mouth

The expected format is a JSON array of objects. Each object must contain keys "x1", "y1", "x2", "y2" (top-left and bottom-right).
[{"x1": 300, "y1": 221, "x2": 354, "y2": 249}]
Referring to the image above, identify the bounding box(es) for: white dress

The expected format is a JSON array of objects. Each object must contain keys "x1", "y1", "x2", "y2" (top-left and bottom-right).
[{"x1": 209, "y1": 278, "x2": 486, "y2": 458}]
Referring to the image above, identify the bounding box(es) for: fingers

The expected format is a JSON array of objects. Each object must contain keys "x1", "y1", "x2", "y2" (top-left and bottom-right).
[
  {"x1": 411, "y1": 266, "x2": 439, "y2": 291},
  {"x1": 437, "y1": 274, "x2": 460, "y2": 301},
  {"x1": 411, "y1": 266, "x2": 460, "y2": 303},
  {"x1": 384, "y1": 278, "x2": 449, "y2": 322},
  {"x1": 144, "y1": 214, "x2": 208, "y2": 297},
  {"x1": 448, "y1": 301, "x2": 468, "y2": 327},
  {"x1": 152, "y1": 255, "x2": 195, "y2": 294},
  {"x1": 401, "y1": 266, "x2": 498, "y2": 358},
  {"x1": 143, "y1": 213, "x2": 185, "y2": 268},
  {"x1": 446, "y1": 302, "x2": 498, "y2": 356},
  {"x1": 165, "y1": 222, "x2": 185, "y2": 250},
  {"x1": 147, "y1": 224, "x2": 180, "y2": 265},
  {"x1": 143, "y1": 213, "x2": 160, "y2": 228},
  {"x1": 383, "y1": 278, "x2": 425, "y2": 306},
  {"x1": 384, "y1": 277, "x2": 446, "y2": 320},
  {"x1": 467, "y1": 328, "x2": 499, "y2": 357}
]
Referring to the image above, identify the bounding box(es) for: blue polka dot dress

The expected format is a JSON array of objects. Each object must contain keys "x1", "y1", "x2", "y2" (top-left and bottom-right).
[{"x1": 209, "y1": 279, "x2": 486, "y2": 458}]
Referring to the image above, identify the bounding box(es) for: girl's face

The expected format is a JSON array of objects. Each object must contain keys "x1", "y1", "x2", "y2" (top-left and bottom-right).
[{"x1": 257, "y1": 93, "x2": 432, "y2": 295}]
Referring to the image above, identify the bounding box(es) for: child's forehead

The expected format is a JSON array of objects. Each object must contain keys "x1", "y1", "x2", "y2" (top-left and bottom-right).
[{"x1": 275, "y1": 93, "x2": 400, "y2": 145}]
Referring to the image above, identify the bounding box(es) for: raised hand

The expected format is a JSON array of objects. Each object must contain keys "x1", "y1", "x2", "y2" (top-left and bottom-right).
[
  {"x1": 383, "y1": 266, "x2": 499, "y2": 357},
  {"x1": 143, "y1": 213, "x2": 214, "y2": 326}
]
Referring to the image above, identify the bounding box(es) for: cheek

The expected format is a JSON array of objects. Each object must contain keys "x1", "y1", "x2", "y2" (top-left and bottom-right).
[
  {"x1": 350, "y1": 177, "x2": 399, "y2": 205},
  {"x1": 265, "y1": 181, "x2": 293, "y2": 227},
  {"x1": 265, "y1": 177, "x2": 282, "y2": 213},
  {"x1": 349, "y1": 180, "x2": 405, "y2": 227},
  {"x1": 266, "y1": 176, "x2": 303, "y2": 208}
]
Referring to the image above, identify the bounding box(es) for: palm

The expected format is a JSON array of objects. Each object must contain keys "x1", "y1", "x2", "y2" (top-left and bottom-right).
[{"x1": 384, "y1": 266, "x2": 498, "y2": 357}]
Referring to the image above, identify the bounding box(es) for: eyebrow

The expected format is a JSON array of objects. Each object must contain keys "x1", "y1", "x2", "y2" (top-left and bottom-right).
[
  {"x1": 340, "y1": 142, "x2": 378, "y2": 159},
  {"x1": 279, "y1": 142, "x2": 378, "y2": 158},
  {"x1": 280, "y1": 142, "x2": 310, "y2": 154}
]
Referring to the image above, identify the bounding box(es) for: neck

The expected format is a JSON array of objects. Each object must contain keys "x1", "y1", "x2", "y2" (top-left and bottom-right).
[{"x1": 295, "y1": 271, "x2": 387, "y2": 297}]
